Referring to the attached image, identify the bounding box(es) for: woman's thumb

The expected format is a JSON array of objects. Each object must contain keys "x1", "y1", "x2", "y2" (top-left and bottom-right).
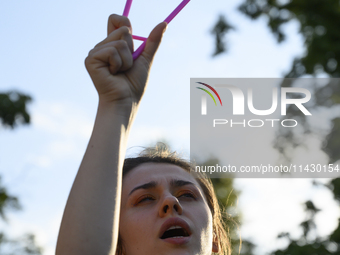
[{"x1": 142, "y1": 22, "x2": 167, "y2": 62}]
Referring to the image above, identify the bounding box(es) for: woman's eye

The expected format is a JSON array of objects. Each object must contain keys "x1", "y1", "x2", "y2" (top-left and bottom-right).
[
  {"x1": 137, "y1": 195, "x2": 154, "y2": 204},
  {"x1": 178, "y1": 192, "x2": 196, "y2": 199}
]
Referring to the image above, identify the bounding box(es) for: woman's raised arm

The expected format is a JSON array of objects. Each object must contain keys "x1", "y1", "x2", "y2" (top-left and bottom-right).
[{"x1": 56, "y1": 14, "x2": 167, "y2": 255}]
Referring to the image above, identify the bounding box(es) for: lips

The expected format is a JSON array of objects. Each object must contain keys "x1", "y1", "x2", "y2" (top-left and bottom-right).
[{"x1": 159, "y1": 217, "x2": 192, "y2": 240}]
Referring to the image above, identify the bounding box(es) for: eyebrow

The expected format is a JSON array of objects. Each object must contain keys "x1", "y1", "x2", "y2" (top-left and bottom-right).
[{"x1": 128, "y1": 179, "x2": 196, "y2": 196}]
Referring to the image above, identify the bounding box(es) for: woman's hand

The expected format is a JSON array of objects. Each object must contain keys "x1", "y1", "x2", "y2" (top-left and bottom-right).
[{"x1": 85, "y1": 14, "x2": 167, "y2": 114}]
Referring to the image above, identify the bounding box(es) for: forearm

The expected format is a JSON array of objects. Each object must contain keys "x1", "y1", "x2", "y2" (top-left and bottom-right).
[
  {"x1": 56, "y1": 101, "x2": 134, "y2": 255},
  {"x1": 56, "y1": 11, "x2": 165, "y2": 254}
]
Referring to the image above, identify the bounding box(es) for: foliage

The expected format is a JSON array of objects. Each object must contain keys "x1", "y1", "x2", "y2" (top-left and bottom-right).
[
  {"x1": 272, "y1": 187, "x2": 340, "y2": 255},
  {"x1": 238, "y1": 0, "x2": 340, "y2": 162},
  {"x1": 238, "y1": 0, "x2": 340, "y2": 78},
  {"x1": 0, "y1": 90, "x2": 42, "y2": 254},
  {"x1": 199, "y1": 157, "x2": 256, "y2": 255},
  {"x1": 0, "y1": 178, "x2": 21, "y2": 221},
  {"x1": 235, "y1": 0, "x2": 340, "y2": 163},
  {"x1": 0, "y1": 91, "x2": 31, "y2": 129},
  {"x1": 211, "y1": 0, "x2": 340, "y2": 254},
  {"x1": 211, "y1": 15, "x2": 234, "y2": 56},
  {"x1": 0, "y1": 234, "x2": 43, "y2": 255}
]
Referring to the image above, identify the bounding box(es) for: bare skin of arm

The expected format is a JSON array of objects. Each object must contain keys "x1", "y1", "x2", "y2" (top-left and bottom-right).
[{"x1": 56, "y1": 14, "x2": 167, "y2": 255}]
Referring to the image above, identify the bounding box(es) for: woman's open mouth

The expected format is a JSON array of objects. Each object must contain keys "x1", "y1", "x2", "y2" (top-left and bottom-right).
[
  {"x1": 159, "y1": 218, "x2": 192, "y2": 245},
  {"x1": 161, "y1": 225, "x2": 190, "y2": 239}
]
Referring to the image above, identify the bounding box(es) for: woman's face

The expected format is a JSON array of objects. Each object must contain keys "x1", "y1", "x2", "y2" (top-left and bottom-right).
[{"x1": 119, "y1": 162, "x2": 218, "y2": 255}]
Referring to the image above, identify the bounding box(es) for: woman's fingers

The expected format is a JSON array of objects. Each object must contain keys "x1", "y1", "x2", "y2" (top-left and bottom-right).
[
  {"x1": 86, "y1": 40, "x2": 133, "y2": 74},
  {"x1": 107, "y1": 40, "x2": 133, "y2": 73},
  {"x1": 95, "y1": 26, "x2": 133, "y2": 54},
  {"x1": 86, "y1": 18, "x2": 134, "y2": 75},
  {"x1": 142, "y1": 22, "x2": 167, "y2": 63},
  {"x1": 104, "y1": 14, "x2": 167, "y2": 64},
  {"x1": 87, "y1": 15, "x2": 167, "y2": 77},
  {"x1": 107, "y1": 14, "x2": 132, "y2": 36}
]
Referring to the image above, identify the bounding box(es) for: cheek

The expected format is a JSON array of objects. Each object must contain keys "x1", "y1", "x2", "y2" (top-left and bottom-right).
[
  {"x1": 189, "y1": 204, "x2": 214, "y2": 244},
  {"x1": 119, "y1": 209, "x2": 154, "y2": 243},
  {"x1": 186, "y1": 202, "x2": 213, "y2": 226},
  {"x1": 200, "y1": 206, "x2": 214, "y2": 234}
]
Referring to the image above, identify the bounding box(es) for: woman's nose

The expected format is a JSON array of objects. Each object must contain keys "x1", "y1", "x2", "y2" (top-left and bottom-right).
[{"x1": 159, "y1": 194, "x2": 183, "y2": 217}]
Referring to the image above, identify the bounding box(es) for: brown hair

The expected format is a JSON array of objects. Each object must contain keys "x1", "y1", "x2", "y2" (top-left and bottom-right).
[{"x1": 116, "y1": 145, "x2": 232, "y2": 255}]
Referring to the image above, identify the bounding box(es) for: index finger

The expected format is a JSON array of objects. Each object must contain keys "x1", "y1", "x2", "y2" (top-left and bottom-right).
[{"x1": 107, "y1": 14, "x2": 132, "y2": 36}]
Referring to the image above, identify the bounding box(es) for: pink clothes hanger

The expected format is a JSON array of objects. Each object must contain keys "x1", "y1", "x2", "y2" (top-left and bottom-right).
[{"x1": 122, "y1": 0, "x2": 191, "y2": 60}]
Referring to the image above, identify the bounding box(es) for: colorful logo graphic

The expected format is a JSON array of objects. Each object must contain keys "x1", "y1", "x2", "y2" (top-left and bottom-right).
[{"x1": 196, "y1": 82, "x2": 223, "y2": 106}]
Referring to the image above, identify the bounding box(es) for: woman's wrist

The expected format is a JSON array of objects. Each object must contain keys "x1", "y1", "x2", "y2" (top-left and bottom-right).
[{"x1": 97, "y1": 97, "x2": 139, "y2": 128}]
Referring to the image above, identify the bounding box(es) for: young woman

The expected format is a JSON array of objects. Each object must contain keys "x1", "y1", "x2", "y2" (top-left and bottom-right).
[{"x1": 56, "y1": 14, "x2": 231, "y2": 255}]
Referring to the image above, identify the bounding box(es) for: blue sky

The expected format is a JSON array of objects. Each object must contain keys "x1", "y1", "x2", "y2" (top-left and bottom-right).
[{"x1": 1, "y1": 0, "x2": 339, "y2": 254}]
